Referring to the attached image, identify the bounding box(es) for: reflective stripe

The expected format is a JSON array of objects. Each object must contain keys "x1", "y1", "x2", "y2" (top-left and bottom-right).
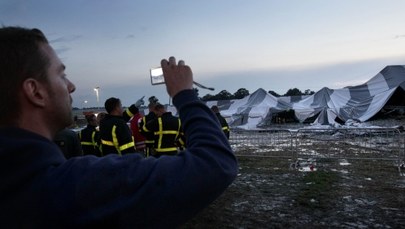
[
  {"x1": 119, "y1": 141, "x2": 135, "y2": 151},
  {"x1": 142, "y1": 125, "x2": 149, "y2": 132},
  {"x1": 177, "y1": 119, "x2": 185, "y2": 146},
  {"x1": 142, "y1": 117, "x2": 151, "y2": 133},
  {"x1": 80, "y1": 129, "x2": 98, "y2": 148},
  {"x1": 154, "y1": 117, "x2": 181, "y2": 153},
  {"x1": 91, "y1": 131, "x2": 97, "y2": 147},
  {"x1": 177, "y1": 119, "x2": 181, "y2": 139},
  {"x1": 102, "y1": 125, "x2": 135, "y2": 156},
  {"x1": 101, "y1": 139, "x2": 114, "y2": 146},
  {"x1": 222, "y1": 126, "x2": 230, "y2": 131},
  {"x1": 126, "y1": 108, "x2": 133, "y2": 117},
  {"x1": 154, "y1": 130, "x2": 178, "y2": 135},
  {"x1": 99, "y1": 144, "x2": 103, "y2": 156},
  {"x1": 155, "y1": 147, "x2": 178, "y2": 152},
  {"x1": 178, "y1": 138, "x2": 185, "y2": 146},
  {"x1": 79, "y1": 131, "x2": 83, "y2": 144},
  {"x1": 111, "y1": 125, "x2": 121, "y2": 156},
  {"x1": 157, "y1": 118, "x2": 163, "y2": 150},
  {"x1": 81, "y1": 142, "x2": 93, "y2": 146}
]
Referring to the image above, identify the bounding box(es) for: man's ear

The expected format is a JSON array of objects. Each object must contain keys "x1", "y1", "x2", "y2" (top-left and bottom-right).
[{"x1": 22, "y1": 78, "x2": 47, "y2": 107}]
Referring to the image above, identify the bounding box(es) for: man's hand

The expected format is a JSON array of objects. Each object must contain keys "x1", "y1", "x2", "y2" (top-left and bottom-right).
[
  {"x1": 135, "y1": 96, "x2": 145, "y2": 107},
  {"x1": 161, "y1": 56, "x2": 193, "y2": 98}
]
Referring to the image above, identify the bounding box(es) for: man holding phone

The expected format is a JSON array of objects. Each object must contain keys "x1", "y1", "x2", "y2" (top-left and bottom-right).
[{"x1": 0, "y1": 26, "x2": 238, "y2": 228}]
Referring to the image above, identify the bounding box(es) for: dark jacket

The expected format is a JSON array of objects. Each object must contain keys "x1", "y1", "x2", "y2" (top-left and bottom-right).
[
  {"x1": 122, "y1": 104, "x2": 139, "y2": 123},
  {"x1": 215, "y1": 112, "x2": 230, "y2": 139},
  {"x1": 99, "y1": 114, "x2": 135, "y2": 156},
  {"x1": 144, "y1": 112, "x2": 183, "y2": 156},
  {"x1": 0, "y1": 89, "x2": 238, "y2": 228},
  {"x1": 54, "y1": 128, "x2": 82, "y2": 159},
  {"x1": 139, "y1": 112, "x2": 157, "y2": 148},
  {"x1": 79, "y1": 124, "x2": 101, "y2": 156}
]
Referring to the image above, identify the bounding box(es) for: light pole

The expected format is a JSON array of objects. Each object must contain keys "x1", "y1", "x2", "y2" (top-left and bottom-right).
[{"x1": 94, "y1": 87, "x2": 100, "y2": 108}]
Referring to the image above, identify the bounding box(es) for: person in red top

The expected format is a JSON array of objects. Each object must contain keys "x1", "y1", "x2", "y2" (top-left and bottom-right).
[{"x1": 130, "y1": 112, "x2": 146, "y2": 153}]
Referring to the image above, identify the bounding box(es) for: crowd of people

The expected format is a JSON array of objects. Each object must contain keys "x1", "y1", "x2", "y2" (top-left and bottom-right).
[{"x1": 59, "y1": 96, "x2": 230, "y2": 159}]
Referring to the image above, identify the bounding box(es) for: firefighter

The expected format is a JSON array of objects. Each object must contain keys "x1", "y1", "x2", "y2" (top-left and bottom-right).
[
  {"x1": 100, "y1": 97, "x2": 142, "y2": 156},
  {"x1": 79, "y1": 114, "x2": 101, "y2": 156},
  {"x1": 211, "y1": 105, "x2": 230, "y2": 139},
  {"x1": 139, "y1": 102, "x2": 157, "y2": 157},
  {"x1": 144, "y1": 103, "x2": 183, "y2": 157},
  {"x1": 54, "y1": 127, "x2": 83, "y2": 159},
  {"x1": 96, "y1": 112, "x2": 107, "y2": 130}
]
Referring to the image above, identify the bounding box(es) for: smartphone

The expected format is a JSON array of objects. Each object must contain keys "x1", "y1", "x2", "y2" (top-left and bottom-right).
[{"x1": 150, "y1": 67, "x2": 165, "y2": 85}]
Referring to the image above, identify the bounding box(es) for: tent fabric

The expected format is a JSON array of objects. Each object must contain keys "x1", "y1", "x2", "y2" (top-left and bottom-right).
[
  {"x1": 204, "y1": 88, "x2": 291, "y2": 129},
  {"x1": 314, "y1": 108, "x2": 338, "y2": 125},
  {"x1": 172, "y1": 65, "x2": 405, "y2": 129},
  {"x1": 284, "y1": 65, "x2": 404, "y2": 124}
]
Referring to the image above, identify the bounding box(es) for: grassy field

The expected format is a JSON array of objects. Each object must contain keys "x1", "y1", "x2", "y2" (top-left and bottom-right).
[{"x1": 184, "y1": 156, "x2": 405, "y2": 228}]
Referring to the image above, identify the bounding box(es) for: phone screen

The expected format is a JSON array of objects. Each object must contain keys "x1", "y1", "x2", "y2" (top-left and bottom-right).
[{"x1": 150, "y1": 67, "x2": 165, "y2": 85}]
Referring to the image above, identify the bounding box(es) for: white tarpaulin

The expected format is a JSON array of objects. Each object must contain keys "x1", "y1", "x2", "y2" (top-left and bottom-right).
[{"x1": 174, "y1": 65, "x2": 405, "y2": 129}]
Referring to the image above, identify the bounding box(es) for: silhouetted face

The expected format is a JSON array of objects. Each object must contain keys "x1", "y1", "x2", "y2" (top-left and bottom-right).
[
  {"x1": 41, "y1": 43, "x2": 76, "y2": 131},
  {"x1": 115, "y1": 101, "x2": 124, "y2": 116},
  {"x1": 96, "y1": 113, "x2": 106, "y2": 125},
  {"x1": 156, "y1": 107, "x2": 165, "y2": 117},
  {"x1": 88, "y1": 115, "x2": 97, "y2": 127}
]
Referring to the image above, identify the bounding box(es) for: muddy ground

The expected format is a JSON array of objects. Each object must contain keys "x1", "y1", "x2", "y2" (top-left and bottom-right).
[{"x1": 183, "y1": 156, "x2": 405, "y2": 228}]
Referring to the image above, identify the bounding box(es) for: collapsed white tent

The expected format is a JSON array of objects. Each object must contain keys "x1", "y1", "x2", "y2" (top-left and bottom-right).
[
  {"x1": 292, "y1": 65, "x2": 405, "y2": 124},
  {"x1": 205, "y1": 88, "x2": 291, "y2": 129},
  {"x1": 204, "y1": 65, "x2": 405, "y2": 129}
]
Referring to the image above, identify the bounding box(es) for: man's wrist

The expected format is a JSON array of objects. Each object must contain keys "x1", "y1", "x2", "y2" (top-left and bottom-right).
[{"x1": 172, "y1": 89, "x2": 199, "y2": 108}]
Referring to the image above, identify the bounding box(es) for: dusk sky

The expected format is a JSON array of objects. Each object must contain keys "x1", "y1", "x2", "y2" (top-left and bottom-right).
[{"x1": 1, "y1": 0, "x2": 405, "y2": 108}]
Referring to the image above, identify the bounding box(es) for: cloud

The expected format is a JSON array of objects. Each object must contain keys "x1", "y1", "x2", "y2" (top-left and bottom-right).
[
  {"x1": 50, "y1": 35, "x2": 82, "y2": 56},
  {"x1": 49, "y1": 35, "x2": 82, "y2": 43},
  {"x1": 126, "y1": 34, "x2": 136, "y2": 39},
  {"x1": 198, "y1": 55, "x2": 405, "y2": 95}
]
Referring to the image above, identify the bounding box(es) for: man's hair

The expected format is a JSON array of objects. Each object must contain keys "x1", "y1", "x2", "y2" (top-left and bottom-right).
[
  {"x1": 0, "y1": 26, "x2": 49, "y2": 125},
  {"x1": 105, "y1": 97, "x2": 121, "y2": 114},
  {"x1": 211, "y1": 105, "x2": 220, "y2": 113},
  {"x1": 154, "y1": 103, "x2": 165, "y2": 111},
  {"x1": 97, "y1": 112, "x2": 107, "y2": 121},
  {"x1": 85, "y1": 114, "x2": 96, "y2": 123}
]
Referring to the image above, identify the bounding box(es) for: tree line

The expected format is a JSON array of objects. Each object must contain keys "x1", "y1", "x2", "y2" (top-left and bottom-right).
[
  {"x1": 200, "y1": 88, "x2": 315, "y2": 101},
  {"x1": 74, "y1": 88, "x2": 316, "y2": 109}
]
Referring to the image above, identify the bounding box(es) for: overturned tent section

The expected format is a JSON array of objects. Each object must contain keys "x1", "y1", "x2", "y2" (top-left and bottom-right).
[
  {"x1": 292, "y1": 65, "x2": 405, "y2": 124},
  {"x1": 205, "y1": 88, "x2": 291, "y2": 129},
  {"x1": 204, "y1": 65, "x2": 405, "y2": 129}
]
